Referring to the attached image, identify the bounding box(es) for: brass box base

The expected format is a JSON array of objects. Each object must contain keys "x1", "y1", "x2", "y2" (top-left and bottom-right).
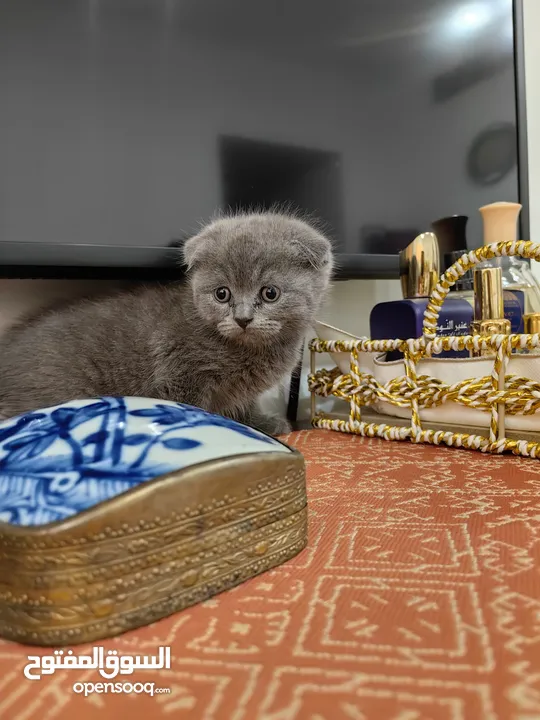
[{"x1": 0, "y1": 450, "x2": 307, "y2": 646}]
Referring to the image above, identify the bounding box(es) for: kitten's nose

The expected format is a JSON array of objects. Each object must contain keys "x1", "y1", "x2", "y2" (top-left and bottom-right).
[{"x1": 235, "y1": 317, "x2": 253, "y2": 330}]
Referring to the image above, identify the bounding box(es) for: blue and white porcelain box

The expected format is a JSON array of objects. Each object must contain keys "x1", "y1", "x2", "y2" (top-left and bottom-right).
[{"x1": 0, "y1": 397, "x2": 306, "y2": 646}]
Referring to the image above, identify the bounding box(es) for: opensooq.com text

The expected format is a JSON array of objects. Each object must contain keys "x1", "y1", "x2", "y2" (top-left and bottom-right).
[{"x1": 73, "y1": 681, "x2": 171, "y2": 696}]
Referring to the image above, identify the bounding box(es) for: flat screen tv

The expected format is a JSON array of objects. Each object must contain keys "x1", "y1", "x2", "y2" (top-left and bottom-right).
[{"x1": 0, "y1": 0, "x2": 529, "y2": 280}]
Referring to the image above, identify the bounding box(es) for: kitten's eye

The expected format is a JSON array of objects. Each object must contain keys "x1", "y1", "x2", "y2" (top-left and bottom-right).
[
  {"x1": 214, "y1": 287, "x2": 231, "y2": 303},
  {"x1": 261, "y1": 286, "x2": 280, "y2": 302}
]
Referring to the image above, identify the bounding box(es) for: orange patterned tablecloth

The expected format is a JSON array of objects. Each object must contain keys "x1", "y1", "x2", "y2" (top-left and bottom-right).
[{"x1": 1, "y1": 430, "x2": 540, "y2": 719}]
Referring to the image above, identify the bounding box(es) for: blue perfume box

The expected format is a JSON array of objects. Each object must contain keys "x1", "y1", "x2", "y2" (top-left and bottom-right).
[
  {"x1": 504, "y1": 290, "x2": 526, "y2": 333},
  {"x1": 370, "y1": 297, "x2": 474, "y2": 361}
]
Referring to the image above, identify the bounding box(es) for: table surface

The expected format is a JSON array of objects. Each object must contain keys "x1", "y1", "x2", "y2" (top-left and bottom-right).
[{"x1": 0, "y1": 429, "x2": 538, "y2": 719}]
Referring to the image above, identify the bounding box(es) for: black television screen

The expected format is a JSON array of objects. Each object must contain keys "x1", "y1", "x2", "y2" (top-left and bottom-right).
[{"x1": 0, "y1": 0, "x2": 528, "y2": 279}]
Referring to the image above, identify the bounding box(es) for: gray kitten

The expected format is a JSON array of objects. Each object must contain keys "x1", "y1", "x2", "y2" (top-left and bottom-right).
[{"x1": 0, "y1": 211, "x2": 334, "y2": 434}]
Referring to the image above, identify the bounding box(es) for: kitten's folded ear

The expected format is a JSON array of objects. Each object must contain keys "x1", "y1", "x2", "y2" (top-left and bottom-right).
[
  {"x1": 291, "y1": 226, "x2": 334, "y2": 272},
  {"x1": 181, "y1": 233, "x2": 209, "y2": 271}
]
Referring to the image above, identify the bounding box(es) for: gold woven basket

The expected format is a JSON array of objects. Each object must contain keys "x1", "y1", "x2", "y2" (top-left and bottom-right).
[{"x1": 308, "y1": 240, "x2": 540, "y2": 459}]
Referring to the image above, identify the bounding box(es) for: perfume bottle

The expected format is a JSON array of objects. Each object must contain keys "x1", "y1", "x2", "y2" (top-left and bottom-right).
[
  {"x1": 470, "y1": 267, "x2": 511, "y2": 358},
  {"x1": 431, "y1": 214, "x2": 468, "y2": 255},
  {"x1": 370, "y1": 232, "x2": 473, "y2": 361},
  {"x1": 431, "y1": 214, "x2": 475, "y2": 306},
  {"x1": 433, "y1": 212, "x2": 526, "y2": 333},
  {"x1": 525, "y1": 313, "x2": 540, "y2": 335},
  {"x1": 520, "y1": 313, "x2": 540, "y2": 355},
  {"x1": 444, "y1": 249, "x2": 525, "y2": 333},
  {"x1": 444, "y1": 250, "x2": 474, "y2": 301},
  {"x1": 478, "y1": 201, "x2": 540, "y2": 315}
]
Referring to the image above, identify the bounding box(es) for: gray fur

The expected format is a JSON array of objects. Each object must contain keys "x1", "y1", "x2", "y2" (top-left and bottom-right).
[{"x1": 0, "y1": 211, "x2": 334, "y2": 434}]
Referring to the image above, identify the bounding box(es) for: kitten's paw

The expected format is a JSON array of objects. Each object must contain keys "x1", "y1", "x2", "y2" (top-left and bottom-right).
[{"x1": 252, "y1": 414, "x2": 292, "y2": 437}]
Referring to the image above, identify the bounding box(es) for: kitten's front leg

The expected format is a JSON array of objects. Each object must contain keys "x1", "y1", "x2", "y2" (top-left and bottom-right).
[{"x1": 240, "y1": 406, "x2": 292, "y2": 437}]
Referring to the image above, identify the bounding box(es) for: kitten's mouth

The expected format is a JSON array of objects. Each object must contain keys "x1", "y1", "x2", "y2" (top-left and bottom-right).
[
  {"x1": 216, "y1": 318, "x2": 283, "y2": 344},
  {"x1": 217, "y1": 324, "x2": 268, "y2": 345}
]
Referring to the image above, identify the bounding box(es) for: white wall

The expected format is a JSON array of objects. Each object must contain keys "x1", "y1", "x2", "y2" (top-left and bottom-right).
[
  {"x1": 0, "y1": 0, "x2": 538, "y2": 423},
  {"x1": 523, "y1": 0, "x2": 540, "y2": 280}
]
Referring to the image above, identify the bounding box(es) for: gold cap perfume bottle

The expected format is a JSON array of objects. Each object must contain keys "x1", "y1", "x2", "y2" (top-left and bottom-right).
[
  {"x1": 371, "y1": 231, "x2": 473, "y2": 362},
  {"x1": 519, "y1": 313, "x2": 540, "y2": 354},
  {"x1": 470, "y1": 267, "x2": 511, "y2": 357},
  {"x1": 399, "y1": 232, "x2": 439, "y2": 299},
  {"x1": 524, "y1": 313, "x2": 540, "y2": 333},
  {"x1": 471, "y1": 267, "x2": 511, "y2": 335}
]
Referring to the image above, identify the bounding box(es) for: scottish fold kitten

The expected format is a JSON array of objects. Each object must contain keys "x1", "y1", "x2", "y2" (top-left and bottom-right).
[{"x1": 0, "y1": 211, "x2": 334, "y2": 434}]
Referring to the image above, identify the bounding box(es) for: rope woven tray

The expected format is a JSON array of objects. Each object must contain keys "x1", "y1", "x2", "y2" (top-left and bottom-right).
[{"x1": 308, "y1": 240, "x2": 540, "y2": 459}]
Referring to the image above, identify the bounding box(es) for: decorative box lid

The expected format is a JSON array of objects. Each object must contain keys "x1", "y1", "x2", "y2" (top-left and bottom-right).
[{"x1": 0, "y1": 397, "x2": 290, "y2": 527}]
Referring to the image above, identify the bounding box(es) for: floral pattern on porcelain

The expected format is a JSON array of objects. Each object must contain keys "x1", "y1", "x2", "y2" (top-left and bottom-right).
[{"x1": 0, "y1": 397, "x2": 290, "y2": 527}]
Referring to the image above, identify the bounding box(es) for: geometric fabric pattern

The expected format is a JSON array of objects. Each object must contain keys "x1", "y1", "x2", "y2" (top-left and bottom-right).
[{"x1": 0, "y1": 429, "x2": 539, "y2": 719}]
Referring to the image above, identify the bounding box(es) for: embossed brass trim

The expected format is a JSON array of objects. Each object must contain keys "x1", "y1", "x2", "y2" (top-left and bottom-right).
[{"x1": 0, "y1": 450, "x2": 307, "y2": 646}]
